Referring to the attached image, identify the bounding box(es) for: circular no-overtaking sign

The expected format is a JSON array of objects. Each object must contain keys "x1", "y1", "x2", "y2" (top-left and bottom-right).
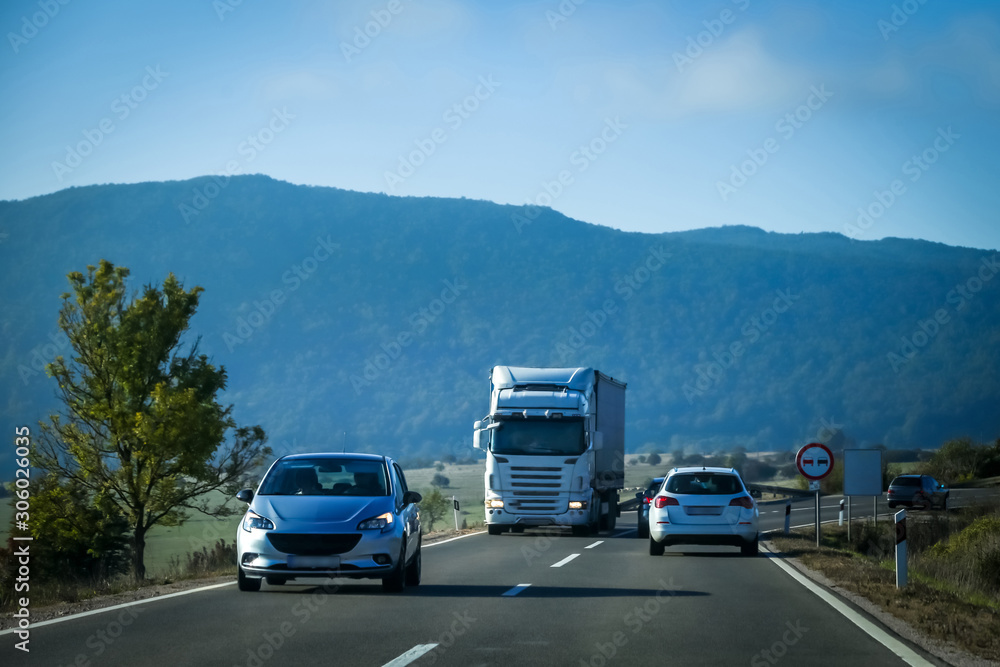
[{"x1": 796, "y1": 443, "x2": 834, "y2": 480}]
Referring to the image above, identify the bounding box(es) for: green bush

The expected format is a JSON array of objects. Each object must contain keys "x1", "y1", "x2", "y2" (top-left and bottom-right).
[{"x1": 419, "y1": 488, "x2": 451, "y2": 531}]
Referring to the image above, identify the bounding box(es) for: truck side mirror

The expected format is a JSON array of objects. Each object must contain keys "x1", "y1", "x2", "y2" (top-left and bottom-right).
[{"x1": 473, "y1": 422, "x2": 484, "y2": 450}]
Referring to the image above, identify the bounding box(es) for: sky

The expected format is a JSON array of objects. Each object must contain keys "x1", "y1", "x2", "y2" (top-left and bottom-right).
[{"x1": 2, "y1": 0, "x2": 999, "y2": 251}]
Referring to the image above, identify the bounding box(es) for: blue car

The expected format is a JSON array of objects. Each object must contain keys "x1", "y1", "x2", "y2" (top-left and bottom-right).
[{"x1": 235, "y1": 453, "x2": 422, "y2": 592}]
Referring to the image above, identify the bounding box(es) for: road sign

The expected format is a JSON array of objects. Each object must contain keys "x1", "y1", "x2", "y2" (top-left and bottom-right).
[
  {"x1": 808, "y1": 480, "x2": 820, "y2": 491},
  {"x1": 796, "y1": 443, "x2": 834, "y2": 480}
]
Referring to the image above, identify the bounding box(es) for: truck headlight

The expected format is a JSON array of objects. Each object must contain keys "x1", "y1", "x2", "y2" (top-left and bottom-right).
[
  {"x1": 486, "y1": 499, "x2": 504, "y2": 508},
  {"x1": 568, "y1": 501, "x2": 587, "y2": 510}
]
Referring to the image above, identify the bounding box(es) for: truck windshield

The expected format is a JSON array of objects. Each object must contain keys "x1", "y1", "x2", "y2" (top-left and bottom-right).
[{"x1": 491, "y1": 419, "x2": 585, "y2": 456}]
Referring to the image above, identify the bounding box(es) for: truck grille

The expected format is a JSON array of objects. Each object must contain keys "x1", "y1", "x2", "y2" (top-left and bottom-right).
[{"x1": 508, "y1": 467, "x2": 568, "y2": 513}]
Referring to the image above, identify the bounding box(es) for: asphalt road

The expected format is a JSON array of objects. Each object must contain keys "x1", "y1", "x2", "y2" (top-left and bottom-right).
[{"x1": 4, "y1": 491, "x2": 974, "y2": 667}]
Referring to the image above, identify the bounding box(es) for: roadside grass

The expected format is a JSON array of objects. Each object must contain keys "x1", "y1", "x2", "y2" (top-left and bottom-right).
[
  {"x1": 767, "y1": 505, "x2": 1000, "y2": 663},
  {"x1": 0, "y1": 539, "x2": 237, "y2": 615},
  {"x1": 405, "y1": 462, "x2": 485, "y2": 531}
]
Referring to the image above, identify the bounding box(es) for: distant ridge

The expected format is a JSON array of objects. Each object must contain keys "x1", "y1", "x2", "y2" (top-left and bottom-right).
[{"x1": 1, "y1": 175, "x2": 998, "y2": 473}]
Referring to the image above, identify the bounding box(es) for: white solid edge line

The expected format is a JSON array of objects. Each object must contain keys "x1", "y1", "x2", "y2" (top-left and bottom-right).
[
  {"x1": 551, "y1": 553, "x2": 580, "y2": 568},
  {"x1": 502, "y1": 583, "x2": 532, "y2": 597},
  {"x1": 424, "y1": 530, "x2": 487, "y2": 547},
  {"x1": 381, "y1": 643, "x2": 439, "y2": 667},
  {"x1": 0, "y1": 581, "x2": 236, "y2": 636},
  {"x1": 585, "y1": 540, "x2": 604, "y2": 549},
  {"x1": 760, "y1": 543, "x2": 933, "y2": 667}
]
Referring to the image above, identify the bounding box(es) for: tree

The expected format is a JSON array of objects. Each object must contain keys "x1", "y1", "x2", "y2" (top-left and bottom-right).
[
  {"x1": 925, "y1": 437, "x2": 1000, "y2": 484},
  {"x1": 419, "y1": 488, "x2": 450, "y2": 531},
  {"x1": 36, "y1": 261, "x2": 271, "y2": 580},
  {"x1": 431, "y1": 472, "x2": 450, "y2": 488},
  {"x1": 646, "y1": 452, "x2": 662, "y2": 466},
  {"x1": 22, "y1": 473, "x2": 131, "y2": 581}
]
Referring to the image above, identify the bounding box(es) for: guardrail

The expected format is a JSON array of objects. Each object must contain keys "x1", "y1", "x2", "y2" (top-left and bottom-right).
[{"x1": 746, "y1": 482, "x2": 813, "y2": 499}]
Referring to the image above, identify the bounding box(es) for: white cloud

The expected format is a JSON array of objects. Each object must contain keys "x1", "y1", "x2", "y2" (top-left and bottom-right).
[{"x1": 671, "y1": 29, "x2": 810, "y2": 115}]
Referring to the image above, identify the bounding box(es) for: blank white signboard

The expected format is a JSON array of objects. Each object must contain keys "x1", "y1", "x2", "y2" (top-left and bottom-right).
[{"x1": 844, "y1": 449, "x2": 883, "y2": 496}]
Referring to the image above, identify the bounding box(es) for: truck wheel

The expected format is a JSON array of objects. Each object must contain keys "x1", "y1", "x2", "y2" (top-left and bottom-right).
[{"x1": 487, "y1": 525, "x2": 504, "y2": 535}]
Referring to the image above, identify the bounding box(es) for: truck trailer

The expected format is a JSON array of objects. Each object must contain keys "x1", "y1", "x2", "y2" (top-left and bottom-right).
[{"x1": 473, "y1": 366, "x2": 626, "y2": 535}]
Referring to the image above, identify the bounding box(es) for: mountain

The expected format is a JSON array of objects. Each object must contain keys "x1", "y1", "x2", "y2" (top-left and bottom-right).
[{"x1": 2, "y1": 175, "x2": 998, "y2": 474}]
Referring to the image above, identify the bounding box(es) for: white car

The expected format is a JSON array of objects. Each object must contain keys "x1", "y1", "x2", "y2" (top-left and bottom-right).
[{"x1": 648, "y1": 466, "x2": 758, "y2": 556}]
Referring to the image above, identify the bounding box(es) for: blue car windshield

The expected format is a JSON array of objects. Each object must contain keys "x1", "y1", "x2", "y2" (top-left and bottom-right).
[{"x1": 259, "y1": 458, "x2": 389, "y2": 496}]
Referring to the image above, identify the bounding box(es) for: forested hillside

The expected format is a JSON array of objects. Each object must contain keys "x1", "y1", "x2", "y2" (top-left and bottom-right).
[{"x1": 2, "y1": 175, "x2": 998, "y2": 471}]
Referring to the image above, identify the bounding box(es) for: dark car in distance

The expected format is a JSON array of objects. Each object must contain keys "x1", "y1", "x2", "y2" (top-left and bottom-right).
[
  {"x1": 635, "y1": 477, "x2": 664, "y2": 538},
  {"x1": 887, "y1": 474, "x2": 949, "y2": 510}
]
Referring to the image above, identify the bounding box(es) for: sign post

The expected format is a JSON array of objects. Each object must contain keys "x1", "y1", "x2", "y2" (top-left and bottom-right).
[
  {"x1": 452, "y1": 496, "x2": 460, "y2": 530},
  {"x1": 796, "y1": 443, "x2": 835, "y2": 547}
]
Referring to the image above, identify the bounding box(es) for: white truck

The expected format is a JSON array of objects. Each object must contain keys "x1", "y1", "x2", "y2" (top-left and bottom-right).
[{"x1": 473, "y1": 366, "x2": 626, "y2": 536}]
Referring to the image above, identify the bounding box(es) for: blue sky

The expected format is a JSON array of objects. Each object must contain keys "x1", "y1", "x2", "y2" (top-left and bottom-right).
[{"x1": 2, "y1": 0, "x2": 999, "y2": 250}]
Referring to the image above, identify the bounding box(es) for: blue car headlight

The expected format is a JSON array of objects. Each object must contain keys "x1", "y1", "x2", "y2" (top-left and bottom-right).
[
  {"x1": 242, "y1": 510, "x2": 275, "y2": 532},
  {"x1": 357, "y1": 512, "x2": 394, "y2": 531}
]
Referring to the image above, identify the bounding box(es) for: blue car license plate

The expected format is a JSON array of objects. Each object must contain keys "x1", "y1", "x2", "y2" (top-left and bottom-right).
[{"x1": 287, "y1": 555, "x2": 340, "y2": 569}]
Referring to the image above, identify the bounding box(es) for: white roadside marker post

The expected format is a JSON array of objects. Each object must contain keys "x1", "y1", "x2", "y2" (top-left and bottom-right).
[
  {"x1": 895, "y1": 509, "x2": 907, "y2": 588},
  {"x1": 839, "y1": 498, "x2": 844, "y2": 526}
]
